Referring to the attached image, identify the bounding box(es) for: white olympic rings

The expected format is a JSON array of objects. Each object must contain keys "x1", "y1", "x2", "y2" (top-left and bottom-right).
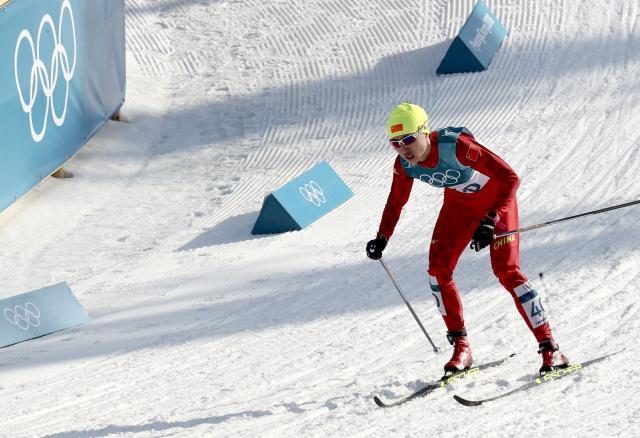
[
  {"x1": 4, "y1": 302, "x2": 42, "y2": 331},
  {"x1": 14, "y1": 0, "x2": 77, "y2": 143},
  {"x1": 419, "y1": 169, "x2": 462, "y2": 187},
  {"x1": 299, "y1": 181, "x2": 326, "y2": 207}
]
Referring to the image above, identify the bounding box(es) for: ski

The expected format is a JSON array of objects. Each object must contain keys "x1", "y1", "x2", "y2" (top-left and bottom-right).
[
  {"x1": 453, "y1": 350, "x2": 622, "y2": 407},
  {"x1": 373, "y1": 354, "x2": 515, "y2": 408}
]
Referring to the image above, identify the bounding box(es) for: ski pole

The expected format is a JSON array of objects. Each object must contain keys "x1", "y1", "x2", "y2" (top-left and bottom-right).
[
  {"x1": 495, "y1": 198, "x2": 640, "y2": 239},
  {"x1": 379, "y1": 258, "x2": 441, "y2": 353}
]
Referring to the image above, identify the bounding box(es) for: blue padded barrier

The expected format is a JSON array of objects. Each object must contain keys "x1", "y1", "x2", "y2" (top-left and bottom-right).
[
  {"x1": 436, "y1": 0, "x2": 507, "y2": 75},
  {"x1": 0, "y1": 282, "x2": 90, "y2": 348},
  {"x1": 252, "y1": 161, "x2": 353, "y2": 235},
  {"x1": 0, "y1": 0, "x2": 125, "y2": 213}
]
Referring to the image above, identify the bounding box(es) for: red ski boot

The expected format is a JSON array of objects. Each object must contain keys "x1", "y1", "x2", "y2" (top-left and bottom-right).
[
  {"x1": 444, "y1": 331, "x2": 473, "y2": 373},
  {"x1": 538, "y1": 339, "x2": 569, "y2": 374}
]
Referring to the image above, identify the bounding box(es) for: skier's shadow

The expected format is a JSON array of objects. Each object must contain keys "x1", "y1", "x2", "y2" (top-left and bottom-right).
[{"x1": 42, "y1": 409, "x2": 273, "y2": 437}]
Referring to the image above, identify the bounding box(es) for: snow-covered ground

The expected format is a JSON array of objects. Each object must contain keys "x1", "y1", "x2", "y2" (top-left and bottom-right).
[{"x1": 2, "y1": 0, "x2": 640, "y2": 436}]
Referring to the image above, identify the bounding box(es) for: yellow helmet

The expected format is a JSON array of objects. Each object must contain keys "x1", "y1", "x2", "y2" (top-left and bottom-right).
[{"x1": 386, "y1": 103, "x2": 429, "y2": 139}]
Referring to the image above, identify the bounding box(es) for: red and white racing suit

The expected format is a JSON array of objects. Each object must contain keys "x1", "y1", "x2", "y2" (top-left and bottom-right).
[{"x1": 377, "y1": 130, "x2": 553, "y2": 343}]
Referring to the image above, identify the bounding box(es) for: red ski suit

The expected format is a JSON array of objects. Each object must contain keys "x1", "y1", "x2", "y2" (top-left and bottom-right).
[{"x1": 378, "y1": 130, "x2": 553, "y2": 342}]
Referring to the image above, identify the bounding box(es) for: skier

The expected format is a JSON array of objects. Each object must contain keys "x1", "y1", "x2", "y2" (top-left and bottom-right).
[{"x1": 366, "y1": 103, "x2": 569, "y2": 375}]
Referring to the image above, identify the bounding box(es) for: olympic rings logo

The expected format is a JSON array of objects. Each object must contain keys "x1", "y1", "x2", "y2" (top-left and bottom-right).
[
  {"x1": 4, "y1": 302, "x2": 42, "y2": 331},
  {"x1": 299, "y1": 180, "x2": 326, "y2": 207},
  {"x1": 14, "y1": 0, "x2": 77, "y2": 143},
  {"x1": 419, "y1": 169, "x2": 462, "y2": 187}
]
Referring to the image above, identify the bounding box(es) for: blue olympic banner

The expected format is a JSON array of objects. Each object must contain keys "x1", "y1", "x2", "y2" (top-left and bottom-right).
[
  {"x1": 436, "y1": 0, "x2": 507, "y2": 75},
  {"x1": 0, "y1": 0, "x2": 125, "y2": 213},
  {"x1": 252, "y1": 160, "x2": 354, "y2": 235},
  {"x1": 0, "y1": 282, "x2": 90, "y2": 348}
]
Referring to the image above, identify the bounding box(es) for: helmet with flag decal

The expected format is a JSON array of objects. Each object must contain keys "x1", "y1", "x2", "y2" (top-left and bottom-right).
[{"x1": 386, "y1": 103, "x2": 429, "y2": 139}]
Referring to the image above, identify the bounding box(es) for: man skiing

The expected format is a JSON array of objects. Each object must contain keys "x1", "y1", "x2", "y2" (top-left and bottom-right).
[{"x1": 366, "y1": 103, "x2": 569, "y2": 375}]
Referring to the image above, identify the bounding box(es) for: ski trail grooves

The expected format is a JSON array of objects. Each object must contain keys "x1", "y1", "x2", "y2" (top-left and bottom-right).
[
  {"x1": 5, "y1": 1, "x2": 640, "y2": 436},
  {"x1": 126, "y1": 0, "x2": 207, "y2": 78}
]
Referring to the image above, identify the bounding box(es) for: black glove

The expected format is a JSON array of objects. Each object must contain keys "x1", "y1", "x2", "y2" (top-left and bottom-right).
[
  {"x1": 366, "y1": 235, "x2": 388, "y2": 260},
  {"x1": 470, "y1": 214, "x2": 496, "y2": 252}
]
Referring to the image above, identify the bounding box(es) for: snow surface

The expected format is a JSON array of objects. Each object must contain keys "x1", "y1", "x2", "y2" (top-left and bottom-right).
[{"x1": 2, "y1": 0, "x2": 640, "y2": 436}]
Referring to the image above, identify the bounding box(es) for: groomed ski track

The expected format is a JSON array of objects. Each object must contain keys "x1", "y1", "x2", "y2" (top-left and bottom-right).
[{"x1": 1, "y1": 0, "x2": 639, "y2": 436}]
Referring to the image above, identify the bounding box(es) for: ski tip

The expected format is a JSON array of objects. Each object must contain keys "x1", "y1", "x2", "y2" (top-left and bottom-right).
[
  {"x1": 373, "y1": 396, "x2": 386, "y2": 408},
  {"x1": 453, "y1": 394, "x2": 483, "y2": 407}
]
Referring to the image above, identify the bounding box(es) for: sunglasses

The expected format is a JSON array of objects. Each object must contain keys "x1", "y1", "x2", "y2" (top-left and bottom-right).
[{"x1": 389, "y1": 123, "x2": 426, "y2": 149}]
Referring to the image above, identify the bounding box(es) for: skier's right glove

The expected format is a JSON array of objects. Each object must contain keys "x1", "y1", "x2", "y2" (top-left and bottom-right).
[{"x1": 366, "y1": 235, "x2": 388, "y2": 260}]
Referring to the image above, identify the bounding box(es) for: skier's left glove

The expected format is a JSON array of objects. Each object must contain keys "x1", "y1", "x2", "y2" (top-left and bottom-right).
[{"x1": 470, "y1": 212, "x2": 497, "y2": 252}]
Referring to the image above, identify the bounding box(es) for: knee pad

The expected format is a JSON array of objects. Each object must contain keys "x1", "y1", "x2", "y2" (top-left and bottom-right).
[
  {"x1": 495, "y1": 269, "x2": 527, "y2": 290},
  {"x1": 428, "y1": 267, "x2": 454, "y2": 284}
]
